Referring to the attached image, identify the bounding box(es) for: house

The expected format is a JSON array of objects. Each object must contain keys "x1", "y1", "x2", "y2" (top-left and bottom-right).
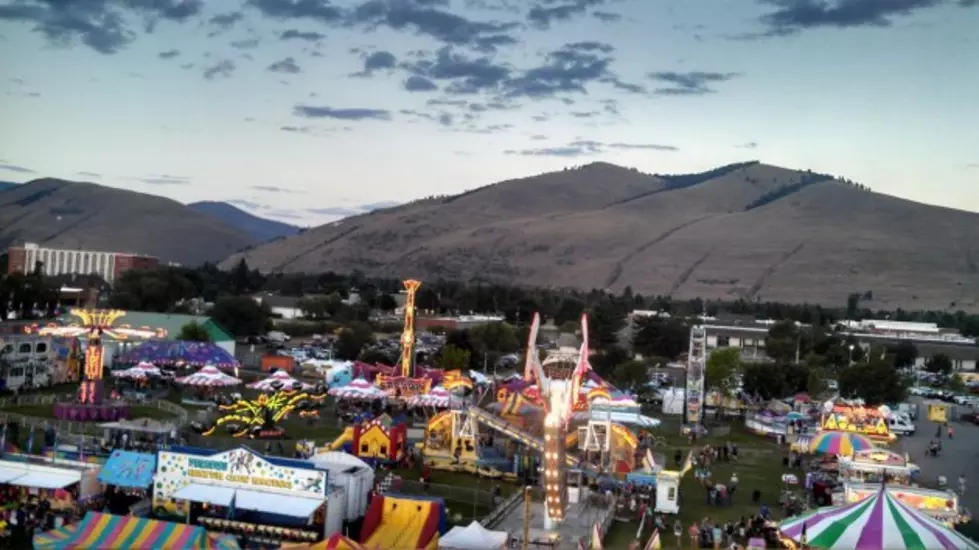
[{"x1": 252, "y1": 294, "x2": 303, "y2": 320}]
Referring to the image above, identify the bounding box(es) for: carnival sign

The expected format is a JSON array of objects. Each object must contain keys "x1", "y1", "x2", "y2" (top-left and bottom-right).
[{"x1": 155, "y1": 447, "x2": 327, "y2": 500}]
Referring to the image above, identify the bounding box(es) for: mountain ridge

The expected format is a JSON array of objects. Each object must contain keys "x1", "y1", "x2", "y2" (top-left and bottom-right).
[
  {"x1": 0, "y1": 178, "x2": 257, "y2": 265},
  {"x1": 226, "y1": 161, "x2": 979, "y2": 312},
  {"x1": 188, "y1": 201, "x2": 301, "y2": 243}
]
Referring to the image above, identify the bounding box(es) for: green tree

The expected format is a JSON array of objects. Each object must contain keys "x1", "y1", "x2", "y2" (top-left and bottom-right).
[
  {"x1": 611, "y1": 360, "x2": 648, "y2": 391},
  {"x1": 335, "y1": 321, "x2": 374, "y2": 360},
  {"x1": 891, "y1": 340, "x2": 918, "y2": 370},
  {"x1": 588, "y1": 299, "x2": 626, "y2": 350},
  {"x1": 705, "y1": 347, "x2": 741, "y2": 394},
  {"x1": 210, "y1": 296, "x2": 270, "y2": 337},
  {"x1": 741, "y1": 363, "x2": 788, "y2": 400},
  {"x1": 839, "y1": 355, "x2": 908, "y2": 405},
  {"x1": 377, "y1": 293, "x2": 398, "y2": 312},
  {"x1": 590, "y1": 345, "x2": 630, "y2": 380},
  {"x1": 765, "y1": 320, "x2": 801, "y2": 364},
  {"x1": 925, "y1": 353, "x2": 953, "y2": 376},
  {"x1": 631, "y1": 316, "x2": 688, "y2": 359},
  {"x1": 434, "y1": 345, "x2": 471, "y2": 371},
  {"x1": 554, "y1": 298, "x2": 585, "y2": 326},
  {"x1": 177, "y1": 321, "x2": 211, "y2": 342},
  {"x1": 110, "y1": 267, "x2": 197, "y2": 312},
  {"x1": 469, "y1": 322, "x2": 520, "y2": 354}
]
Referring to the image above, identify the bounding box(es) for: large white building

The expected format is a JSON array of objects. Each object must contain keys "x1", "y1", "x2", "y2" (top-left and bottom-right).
[{"x1": 7, "y1": 242, "x2": 158, "y2": 284}]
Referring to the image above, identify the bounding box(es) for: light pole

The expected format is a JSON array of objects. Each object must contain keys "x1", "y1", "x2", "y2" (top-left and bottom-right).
[{"x1": 848, "y1": 344, "x2": 855, "y2": 367}]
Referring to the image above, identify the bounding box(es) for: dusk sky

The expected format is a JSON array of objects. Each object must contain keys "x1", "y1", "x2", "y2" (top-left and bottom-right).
[{"x1": 1, "y1": 0, "x2": 977, "y2": 225}]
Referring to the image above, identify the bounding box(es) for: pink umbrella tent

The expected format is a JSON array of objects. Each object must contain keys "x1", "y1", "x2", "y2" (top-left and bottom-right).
[
  {"x1": 175, "y1": 366, "x2": 241, "y2": 387},
  {"x1": 328, "y1": 378, "x2": 387, "y2": 400},
  {"x1": 248, "y1": 369, "x2": 311, "y2": 392},
  {"x1": 113, "y1": 361, "x2": 162, "y2": 380}
]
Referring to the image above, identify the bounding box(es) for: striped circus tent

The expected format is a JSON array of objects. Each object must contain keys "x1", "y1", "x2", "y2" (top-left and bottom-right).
[
  {"x1": 779, "y1": 489, "x2": 979, "y2": 549},
  {"x1": 281, "y1": 533, "x2": 365, "y2": 549},
  {"x1": 809, "y1": 431, "x2": 875, "y2": 456},
  {"x1": 34, "y1": 512, "x2": 239, "y2": 549}
]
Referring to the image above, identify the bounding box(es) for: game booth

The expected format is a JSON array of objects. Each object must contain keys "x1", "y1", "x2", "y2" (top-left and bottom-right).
[
  {"x1": 819, "y1": 403, "x2": 896, "y2": 444},
  {"x1": 152, "y1": 446, "x2": 345, "y2": 547},
  {"x1": 0, "y1": 455, "x2": 101, "y2": 514}
]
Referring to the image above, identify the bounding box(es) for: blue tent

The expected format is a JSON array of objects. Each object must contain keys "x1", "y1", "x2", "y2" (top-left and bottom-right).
[{"x1": 98, "y1": 451, "x2": 156, "y2": 488}]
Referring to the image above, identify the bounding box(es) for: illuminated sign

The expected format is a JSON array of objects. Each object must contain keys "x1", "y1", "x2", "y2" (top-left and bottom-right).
[
  {"x1": 847, "y1": 488, "x2": 956, "y2": 514},
  {"x1": 821, "y1": 413, "x2": 891, "y2": 438},
  {"x1": 928, "y1": 404, "x2": 948, "y2": 423},
  {"x1": 375, "y1": 375, "x2": 432, "y2": 397}
]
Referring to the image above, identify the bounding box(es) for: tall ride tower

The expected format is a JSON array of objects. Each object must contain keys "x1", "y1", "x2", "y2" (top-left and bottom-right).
[{"x1": 398, "y1": 279, "x2": 422, "y2": 378}]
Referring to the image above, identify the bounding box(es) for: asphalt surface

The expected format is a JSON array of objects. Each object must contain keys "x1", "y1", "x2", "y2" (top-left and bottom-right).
[{"x1": 895, "y1": 397, "x2": 979, "y2": 516}]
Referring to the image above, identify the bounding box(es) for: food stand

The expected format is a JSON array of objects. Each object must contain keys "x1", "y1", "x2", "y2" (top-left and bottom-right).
[
  {"x1": 838, "y1": 449, "x2": 918, "y2": 483},
  {"x1": 837, "y1": 484, "x2": 966, "y2": 525}
]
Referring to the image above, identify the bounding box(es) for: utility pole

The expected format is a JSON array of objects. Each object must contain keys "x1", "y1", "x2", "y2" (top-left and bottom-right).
[{"x1": 522, "y1": 486, "x2": 532, "y2": 550}]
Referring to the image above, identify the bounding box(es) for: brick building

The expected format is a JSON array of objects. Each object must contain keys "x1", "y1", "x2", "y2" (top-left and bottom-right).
[{"x1": 7, "y1": 242, "x2": 158, "y2": 284}]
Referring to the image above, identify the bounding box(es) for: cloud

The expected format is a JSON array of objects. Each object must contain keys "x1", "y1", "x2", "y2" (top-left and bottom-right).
[
  {"x1": 293, "y1": 105, "x2": 391, "y2": 121},
  {"x1": 268, "y1": 57, "x2": 301, "y2": 74},
  {"x1": 505, "y1": 140, "x2": 678, "y2": 157},
  {"x1": 0, "y1": 163, "x2": 35, "y2": 174},
  {"x1": 503, "y1": 42, "x2": 625, "y2": 99},
  {"x1": 528, "y1": 0, "x2": 606, "y2": 29},
  {"x1": 140, "y1": 174, "x2": 190, "y2": 185},
  {"x1": 280, "y1": 125, "x2": 312, "y2": 133},
  {"x1": 647, "y1": 71, "x2": 740, "y2": 95},
  {"x1": 280, "y1": 29, "x2": 326, "y2": 41},
  {"x1": 158, "y1": 49, "x2": 180, "y2": 59},
  {"x1": 405, "y1": 75, "x2": 439, "y2": 92},
  {"x1": 203, "y1": 60, "x2": 236, "y2": 80},
  {"x1": 77, "y1": 171, "x2": 101, "y2": 178},
  {"x1": 737, "y1": 141, "x2": 759, "y2": 149},
  {"x1": 208, "y1": 11, "x2": 244, "y2": 30},
  {"x1": 251, "y1": 185, "x2": 299, "y2": 193},
  {"x1": 264, "y1": 209, "x2": 305, "y2": 220},
  {"x1": 353, "y1": 50, "x2": 397, "y2": 77},
  {"x1": 347, "y1": 0, "x2": 520, "y2": 52},
  {"x1": 230, "y1": 37, "x2": 260, "y2": 49},
  {"x1": 228, "y1": 199, "x2": 266, "y2": 209},
  {"x1": 247, "y1": 0, "x2": 344, "y2": 24},
  {"x1": 591, "y1": 10, "x2": 622, "y2": 22},
  {"x1": 749, "y1": 0, "x2": 973, "y2": 38},
  {"x1": 402, "y1": 47, "x2": 511, "y2": 95},
  {"x1": 967, "y1": 163, "x2": 979, "y2": 169},
  {"x1": 307, "y1": 201, "x2": 400, "y2": 218},
  {"x1": 359, "y1": 200, "x2": 400, "y2": 211},
  {"x1": 0, "y1": 0, "x2": 202, "y2": 54}
]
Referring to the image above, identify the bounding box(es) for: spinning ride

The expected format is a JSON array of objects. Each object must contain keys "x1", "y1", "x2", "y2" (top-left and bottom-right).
[
  {"x1": 374, "y1": 279, "x2": 431, "y2": 399},
  {"x1": 54, "y1": 327, "x2": 131, "y2": 422},
  {"x1": 202, "y1": 388, "x2": 327, "y2": 438}
]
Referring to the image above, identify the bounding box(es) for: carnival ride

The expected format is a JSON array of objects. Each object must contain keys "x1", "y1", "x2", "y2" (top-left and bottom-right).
[
  {"x1": 359, "y1": 494, "x2": 446, "y2": 550},
  {"x1": 202, "y1": 388, "x2": 327, "y2": 438},
  {"x1": 54, "y1": 327, "x2": 131, "y2": 422},
  {"x1": 325, "y1": 415, "x2": 407, "y2": 464}
]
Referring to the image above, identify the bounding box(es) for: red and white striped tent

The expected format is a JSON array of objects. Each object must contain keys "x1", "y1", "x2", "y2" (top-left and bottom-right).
[
  {"x1": 113, "y1": 361, "x2": 162, "y2": 380},
  {"x1": 407, "y1": 385, "x2": 461, "y2": 408},
  {"x1": 248, "y1": 369, "x2": 312, "y2": 392},
  {"x1": 175, "y1": 365, "x2": 241, "y2": 387},
  {"x1": 328, "y1": 378, "x2": 387, "y2": 400}
]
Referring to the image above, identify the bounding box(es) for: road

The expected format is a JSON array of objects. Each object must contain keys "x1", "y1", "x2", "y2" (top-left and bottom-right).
[{"x1": 895, "y1": 398, "x2": 979, "y2": 516}]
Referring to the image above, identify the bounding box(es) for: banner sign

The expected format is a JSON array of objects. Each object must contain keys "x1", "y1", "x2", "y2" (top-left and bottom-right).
[{"x1": 154, "y1": 447, "x2": 327, "y2": 501}]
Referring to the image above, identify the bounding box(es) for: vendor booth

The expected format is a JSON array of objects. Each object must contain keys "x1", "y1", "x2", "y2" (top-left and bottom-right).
[
  {"x1": 838, "y1": 449, "x2": 918, "y2": 483},
  {"x1": 153, "y1": 446, "x2": 343, "y2": 546},
  {"x1": 839, "y1": 484, "x2": 965, "y2": 525},
  {"x1": 0, "y1": 456, "x2": 100, "y2": 510}
]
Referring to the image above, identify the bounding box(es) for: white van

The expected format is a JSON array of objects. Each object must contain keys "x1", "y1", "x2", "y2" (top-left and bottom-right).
[{"x1": 887, "y1": 414, "x2": 916, "y2": 436}]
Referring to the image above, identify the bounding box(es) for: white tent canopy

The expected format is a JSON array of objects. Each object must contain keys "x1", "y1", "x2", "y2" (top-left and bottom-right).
[
  {"x1": 113, "y1": 361, "x2": 162, "y2": 379},
  {"x1": 248, "y1": 369, "x2": 312, "y2": 392},
  {"x1": 438, "y1": 521, "x2": 509, "y2": 550}
]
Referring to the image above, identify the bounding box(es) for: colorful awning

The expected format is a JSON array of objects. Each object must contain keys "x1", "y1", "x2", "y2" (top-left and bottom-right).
[
  {"x1": 33, "y1": 512, "x2": 240, "y2": 549},
  {"x1": 98, "y1": 451, "x2": 156, "y2": 488},
  {"x1": 780, "y1": 489, "x2": 979, "y2": 549}
]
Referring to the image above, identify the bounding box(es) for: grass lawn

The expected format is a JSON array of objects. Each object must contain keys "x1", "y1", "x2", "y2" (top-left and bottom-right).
[{"x1": 605, "y1": 416, "x2": 793, "y2": 549}]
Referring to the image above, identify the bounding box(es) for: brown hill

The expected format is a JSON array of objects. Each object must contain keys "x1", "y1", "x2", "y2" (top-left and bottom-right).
[
  {"x1": 0, "y1": 178, "x2": 257, "y2": 265},
  {"x1": 225, "y1": 162, "x2": 979, "y2": 312}
]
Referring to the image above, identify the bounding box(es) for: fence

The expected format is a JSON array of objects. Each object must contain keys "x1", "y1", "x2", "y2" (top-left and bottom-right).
[
  {"x1": 388, "y1": 479, "x2": 498, "y2": 524},
  {"x1": 0, "y1": 394, "x2": 189, "y2": 442}
]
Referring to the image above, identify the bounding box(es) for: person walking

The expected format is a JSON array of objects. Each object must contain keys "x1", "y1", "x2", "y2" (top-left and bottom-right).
[{"x1": 959, "y1": 474, "x2": 967, "y2": 496}]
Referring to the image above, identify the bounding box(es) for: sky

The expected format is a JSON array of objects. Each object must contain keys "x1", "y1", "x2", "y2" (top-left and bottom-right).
[{"x1": 1, "y1": 0, "x2": 977, "y2": 226}]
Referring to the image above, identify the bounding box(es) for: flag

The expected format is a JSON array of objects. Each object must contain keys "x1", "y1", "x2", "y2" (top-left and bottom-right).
[
  {"x1": 590, "y1": 522, "x2": 603, "y2": 550},
  {"x1": 644, "y1": 529, "x2": 662, "y2": 550}
]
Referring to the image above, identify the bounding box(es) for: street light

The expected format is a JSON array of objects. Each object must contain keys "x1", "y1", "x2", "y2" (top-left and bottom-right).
[{"x1": 848, "y1": 344, "x2": 855, "y2": 367}]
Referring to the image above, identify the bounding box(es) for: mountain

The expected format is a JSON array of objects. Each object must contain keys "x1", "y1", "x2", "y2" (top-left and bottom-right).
[
  {"x1": 0, "y1": 181, "x2": 19, "y2": 192},
  {"x1": 0, "y1": 178, "x2": 257, "y2": 265},
  {"x1": 189, "y1": 201, "x2": 301, "y2": 243},
  {"x1": 224, "y1": 161, "x2": 979, "y2": 312}
]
